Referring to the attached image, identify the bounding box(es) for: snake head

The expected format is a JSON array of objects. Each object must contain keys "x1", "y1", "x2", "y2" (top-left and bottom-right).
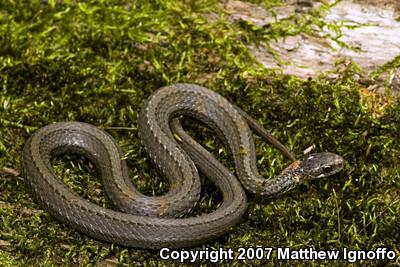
[{"x1": 298, "y1": 152, "x2": 344, "y2": 180}]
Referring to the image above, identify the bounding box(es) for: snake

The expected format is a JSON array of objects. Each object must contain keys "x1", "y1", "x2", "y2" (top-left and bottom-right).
[{"x1": 22, "y1": 83, "x2": 344, "y2": 249}]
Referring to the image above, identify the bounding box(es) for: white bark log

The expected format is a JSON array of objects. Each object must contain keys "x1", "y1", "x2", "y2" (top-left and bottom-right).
[{"x1": 224, "y1": 0, "x2": 400, "y2": 93}]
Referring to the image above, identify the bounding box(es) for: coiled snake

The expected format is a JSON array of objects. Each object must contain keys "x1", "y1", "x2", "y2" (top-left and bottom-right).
[{"x1": 22, "y1": 83, "x2": 344, "y2": 249}]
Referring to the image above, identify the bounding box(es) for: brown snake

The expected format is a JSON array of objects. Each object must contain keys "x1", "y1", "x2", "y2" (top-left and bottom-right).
[{"x1": 22, "y1": 83, "x2": 344, "y2": 249}]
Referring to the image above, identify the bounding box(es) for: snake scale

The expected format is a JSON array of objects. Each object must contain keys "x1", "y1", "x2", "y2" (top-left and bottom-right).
[{"x1": 22, "y1": 83, "x2": 344, "y2": 249}]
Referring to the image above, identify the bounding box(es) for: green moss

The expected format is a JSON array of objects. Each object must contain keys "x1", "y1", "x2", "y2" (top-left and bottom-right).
[{"x1": 0, "y1": 0, "x2": 399, "y2": 266}]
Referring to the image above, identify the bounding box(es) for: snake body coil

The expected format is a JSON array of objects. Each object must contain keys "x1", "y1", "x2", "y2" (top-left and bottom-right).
[{"x1": 22, "y1": 83, "x2": 343, "y2": 249}]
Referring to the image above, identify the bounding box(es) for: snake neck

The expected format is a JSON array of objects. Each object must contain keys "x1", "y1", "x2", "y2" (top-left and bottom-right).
[{"x1": 252, "y1": 160, "x2": 311, "y2": 196}]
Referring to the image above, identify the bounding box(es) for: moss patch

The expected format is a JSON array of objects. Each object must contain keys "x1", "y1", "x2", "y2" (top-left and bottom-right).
[{"x1": 0, "y1": 0, "x2": 399, "y2": 266}]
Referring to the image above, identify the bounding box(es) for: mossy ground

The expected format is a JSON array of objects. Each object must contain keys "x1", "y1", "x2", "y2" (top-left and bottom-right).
[{"x1": 0, "y1": 0, "x2": 399, "y2": 266}]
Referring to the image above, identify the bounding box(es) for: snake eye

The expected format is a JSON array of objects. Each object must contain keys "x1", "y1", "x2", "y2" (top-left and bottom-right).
[{"x1": 322, "y1": 166, "x2": 333, "y2": 173}]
